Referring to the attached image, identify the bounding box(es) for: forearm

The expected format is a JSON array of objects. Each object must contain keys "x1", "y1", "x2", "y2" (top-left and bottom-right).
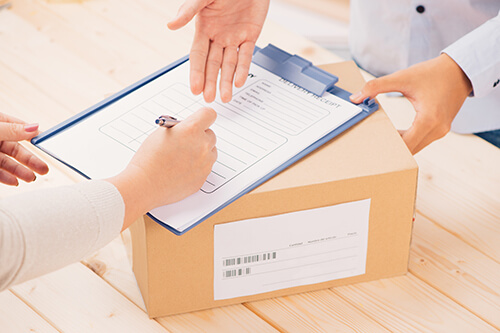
[
  {"x1": 0, "y1": 180, "x2": 124, "y2": 291},
  {"x1": 106, "y1": 166, "x2": 152, "y2": 231}
]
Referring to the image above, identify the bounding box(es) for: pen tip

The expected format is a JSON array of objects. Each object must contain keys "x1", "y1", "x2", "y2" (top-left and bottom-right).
[{"x1": 155, "y1": 119, "x2": 159, "y2": 124}]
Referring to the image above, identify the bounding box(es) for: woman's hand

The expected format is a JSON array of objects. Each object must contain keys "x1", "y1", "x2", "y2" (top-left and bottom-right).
[
  {"x1": 168, "y1": 0, "x2": 269, "y2": 103},
  {"x1": 107, "y1": 107, "x2": 218, "y2": 230},
  {"x1": 0, "y1": 113, "x2": 49, "y2": 186},
  {"x1": 350, "y1": 54, "x2": 473, "y2": 154}
]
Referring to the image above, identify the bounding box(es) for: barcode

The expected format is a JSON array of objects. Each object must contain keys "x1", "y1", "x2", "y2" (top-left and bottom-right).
[
  {"x1": 223, "y1": 252, "x2": 277, "y2": 267},
  {"x1": 223, "y1": 267, "x2": 252, "y2": 278}
]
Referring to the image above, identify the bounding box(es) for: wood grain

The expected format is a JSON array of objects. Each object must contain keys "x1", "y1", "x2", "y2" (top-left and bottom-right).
[
  {"x1": 10, "y1": 0, "x2": 161, "y2": 83},
  {"x1": 245, "y1": 290, "x2": 390, "y2": 332},
  {"x1": 0, "y1": 11, "x2": 119, "y2": 113},
  {"x1": 0, "y1": 291, "x2": 58, "y2": 332},
  {"x1": 10, "y1": 263, "x2": 168, "y2": 333},
  {"x1": 409, "y1": 214, "x2": 500, "y2": 329},
  {"x1": 415, "y1": 151, "x2": 500, "y2": 263},
  {"x1": 332, "y1": 274, "x2": 498, "y2": 333}
]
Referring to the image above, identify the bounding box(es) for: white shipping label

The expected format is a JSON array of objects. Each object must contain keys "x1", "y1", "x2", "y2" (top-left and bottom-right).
[{"x1": 213, "y1": 199, "x2": 371, "y2": 300}]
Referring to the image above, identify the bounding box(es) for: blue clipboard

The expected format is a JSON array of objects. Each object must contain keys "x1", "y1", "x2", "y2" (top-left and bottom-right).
[{"x1": 32, "y1": 44, "x2": 378, "y2": 235}]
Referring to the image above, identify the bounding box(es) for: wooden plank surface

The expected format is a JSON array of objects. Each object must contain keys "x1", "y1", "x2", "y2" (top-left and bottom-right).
[
  {"x1": 11, "y1": 263, "x2": 168, "y2": 333},
  {"x1": 332, "y1": 274, "x2": 498, "y2": 333},
  {"x1": 415, "y1": 149, "x2": 500, "y2": 263},
  {"x1": 10, "y1": 0, "x2": 167, "y2": 85},
  {"x1": 409, "y1": 214, "x2": 500, "y2": 328},
  {"x1": 0, "y1": 11, "x2": 119, "y2": 113},
  {"x1": 245, "y1": 290, "x2": 390, "y2": 332},
  {"x1": 0, "y1": 291, "x2": 58, "y2": 332},
  {"x1": 0, "y1": 0, "x2": 499, "y2": 331}
]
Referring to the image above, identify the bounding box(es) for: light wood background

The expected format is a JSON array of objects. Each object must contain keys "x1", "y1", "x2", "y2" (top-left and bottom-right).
[{"x1": 0, "y1": 0, "x2": 499, "y2": 332}]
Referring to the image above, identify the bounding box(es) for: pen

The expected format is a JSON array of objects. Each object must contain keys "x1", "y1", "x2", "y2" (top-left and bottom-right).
[{"x1": 155, "y1": 115, "x2": 181, "y2": 128}]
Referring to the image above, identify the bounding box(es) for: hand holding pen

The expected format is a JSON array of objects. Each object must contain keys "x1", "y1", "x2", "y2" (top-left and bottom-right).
[{"x1": 156, "y1": 115, "x2": 181, "y2": 128}]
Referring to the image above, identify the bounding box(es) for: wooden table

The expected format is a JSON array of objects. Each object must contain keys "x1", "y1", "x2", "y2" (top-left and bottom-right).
[{"x1": 1, "y1": 1, "x2": 499, "y2": 331}]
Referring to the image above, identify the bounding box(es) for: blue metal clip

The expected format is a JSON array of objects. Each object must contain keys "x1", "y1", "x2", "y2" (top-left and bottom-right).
[
  {"x1": 363, "y1": 97, "x2": 375, "y2": 107},
  {"x1": 252, "y1": 44, "x2": 338, "y2": 96},
  {"x1": 358, "y1": 97, "x2": 378, "y2": 113}
]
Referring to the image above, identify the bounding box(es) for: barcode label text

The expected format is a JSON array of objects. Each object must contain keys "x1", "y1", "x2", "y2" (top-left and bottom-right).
[
  {"x1": 223, "y1": 252, "x2": 277, "y2": 267},
  {"x1": 223, "y1": 267, "x2": 252, "y2": 278}
]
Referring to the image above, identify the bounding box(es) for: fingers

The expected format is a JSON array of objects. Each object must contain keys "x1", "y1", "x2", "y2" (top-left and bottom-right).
[
  {"x1": 167, "y1": 0, "x2": 209, "y2": 30},
  {"x1": 235, "y1": 41, "x2": 255, "y2": 88},
  {"x1": 210, "y1": 145, "x2": 218, "y2": 166},
  {"x1": 411, "y1": 138, "x2": 433, "y2": 155},
  {"x1": 189, "y1": 29, "x2": 210, "y2": 96},
  {"x1": 205, "y1": 128, "x2": 217, "y2": 149},
  {"x1": 0, "y1": 113, "x2": 45, "y2": 183},
  {"x1": 400, "y1": 116, "x2": 430, "y2": 154},
  {"x1": 183, "y1": 111, "x2": 217, "y2": 168},
  {"x1": 402, "y1": 126, "x2": 433, "y2": 155},
  {"x1": 0, "y1": 153, "x2": 36, "y2": 183},
  {"x1": 0, "y1": 122, "x2": 39, "y2": 142},
  {"x1": 350, "y1": 72, "x2": 405, "y2": 104},
  {"x1": 0, "y1": 169, "x2": 18, "y2": 186},
  {"x1": 400, "y1": 112, "x2": 450, "y2": 155},
  {"x1": 0, "y1": 141, "x2": 49, "y2": 175},
  {"x1": 193, "y1": 41, "x2": 253, "y2": 102},
  {"x1": 204, "y1": 43, "x2": 224, "y2": 103},
  {"x1": 220, "y1": 47, "x2": 238, "y2": 103},
  {"x1": 0, "y1": 112, "x2": 26, "y2": 124},
  {"x1": 411, "y1": 123, "x2": 450, "y2": 154},
  {"x1": 206, "y1": 129, "x2": 218, "y2": 170},
  {"x1": 182, "y1": 107, "x2": 217, "y2": 130}
]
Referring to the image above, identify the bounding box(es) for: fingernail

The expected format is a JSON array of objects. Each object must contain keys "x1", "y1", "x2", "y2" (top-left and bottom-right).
[
  {"x1": 350, "y1": 91, "x2": 362, "y2": 101},
  {"x1": 24, "y1": 123, "x2": 39, "y2": 132}
]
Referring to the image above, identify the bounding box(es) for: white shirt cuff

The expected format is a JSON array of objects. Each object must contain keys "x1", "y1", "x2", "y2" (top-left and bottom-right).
[{"x1": 442, "y1": 10, "x2": 500, "y2": 98}]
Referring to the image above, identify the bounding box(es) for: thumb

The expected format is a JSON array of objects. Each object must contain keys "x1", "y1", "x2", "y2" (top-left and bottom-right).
[
  {"x1": 0, "y1": 122, "x2": 39, "y2": 141},
  {"x1": 181, "y1": 107, "x2": 217, "y2": 130},
  {"x1": 350, "y1": 73, "x2": 404, "y2": 104},
  {"x1": 167, "y1": 0, "x2": 210, "y2": 30}
]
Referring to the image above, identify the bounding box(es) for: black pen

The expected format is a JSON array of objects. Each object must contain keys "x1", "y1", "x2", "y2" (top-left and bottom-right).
[{"x1": 155, "y1": 115, "x2": 181, "y2": 128}]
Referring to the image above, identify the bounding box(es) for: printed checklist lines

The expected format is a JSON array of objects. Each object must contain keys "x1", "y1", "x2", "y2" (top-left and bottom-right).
[
  {"x1": 99, "y1": 83, "x2": 288, "y2": 193},
  {"x1": 206, "y1": 106, "x2": 286, "y2": 193},
  {"x1": 100, "y1": 80, "x2": 331, "y2": 193},
  {"x1": 230, "y1": 80, "x2": 331, "y2": 136}
]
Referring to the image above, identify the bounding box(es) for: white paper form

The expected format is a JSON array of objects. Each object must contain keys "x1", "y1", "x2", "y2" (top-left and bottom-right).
[
  {"x1": 214, "y1": 199, "x2": 371, "y2": 300},
  {"x1": 37, "y1": 61, "x2": 362, "y2": 233}
]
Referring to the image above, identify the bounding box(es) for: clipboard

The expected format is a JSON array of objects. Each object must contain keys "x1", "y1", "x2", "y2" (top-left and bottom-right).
[{"x1": 32, "y1": 44, "x2": 378, "y2": 235}]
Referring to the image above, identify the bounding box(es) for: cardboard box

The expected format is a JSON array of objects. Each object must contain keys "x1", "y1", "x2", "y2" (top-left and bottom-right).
[{"x1": 130, "y1": 61, "x2": 418, "y2": 318}]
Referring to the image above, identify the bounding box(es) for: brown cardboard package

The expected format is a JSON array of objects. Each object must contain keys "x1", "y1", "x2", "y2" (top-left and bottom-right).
[{"x1": 130, "y1": 61, "x2": 418, "y2": 318}]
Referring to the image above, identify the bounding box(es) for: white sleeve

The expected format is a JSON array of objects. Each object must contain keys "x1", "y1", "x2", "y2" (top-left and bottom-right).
[
  {"x1": 0, "y1": 180, "x2": 124, "y2": 292},
  {"x1": 442, "y1": 10, "x2": 500, "y2": 98}
]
